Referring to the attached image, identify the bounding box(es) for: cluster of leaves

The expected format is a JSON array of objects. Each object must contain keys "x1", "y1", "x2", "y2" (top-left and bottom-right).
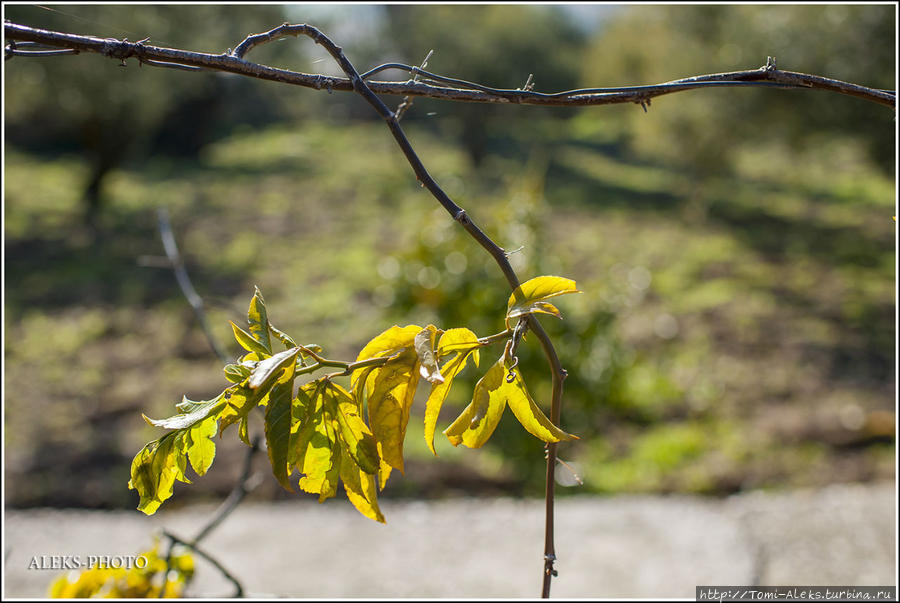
[
  {"x1": 129, "y1": 277, "x2": 579, "y2": 521},
  {"x1": 48, "y1": 539, "x2": 193, "y2": 598}
]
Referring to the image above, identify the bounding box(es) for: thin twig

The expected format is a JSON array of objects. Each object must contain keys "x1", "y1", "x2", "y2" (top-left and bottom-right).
[
  {"x1": 160, "y1": 435, "x2": 261, "y2": 598},
  {"x1": 395, "y1": 49, "x2": 433, "y2": 121},
  {"x1": 4, "y1": 22, "x2": 894, "y2": 109},
  {"x1": 156, "y1": 207, "x2": 230, "y2": 364},
  {"x1": 161, "y1": 530, "x2": 244, "y2": 598},
  {"x1": 192, "y1": 435, "x2": 262, "y2": 545}
]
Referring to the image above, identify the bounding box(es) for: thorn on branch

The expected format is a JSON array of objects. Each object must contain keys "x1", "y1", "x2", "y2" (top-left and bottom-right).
[
  {"x1": 521, "y1": 73, "x2": 535, "y2": 92},
  {"x1": 396, "y1": 49, "x2": 433, "y2": 121}
]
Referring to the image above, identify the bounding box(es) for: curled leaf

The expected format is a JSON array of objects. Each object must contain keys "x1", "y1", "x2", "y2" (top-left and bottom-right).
[
  {"x1": 505, "y1": 367, "x2": 578, "y2": 444},
  {"x1": 268, "y1": 321, "x2": 297, "y2": 349},
  {"x1": 507, "y1": 301, "x2": 562, "y2": 321},
  {"x1": 423, "y1": 328, "x2": 480, "y2": 455},
  {"x1": 415, "y1": 325, "x2": 444, "y2": 384},
  {"x1": 231, "y1": 321, "x2": 270, "y2": 357},
  {"x1": 247, "y1": 286, "x2": 272, "y2": 354},
  {"x1": 248, "y1": 347, "x2": 300, "y2": 390},
  {"x1": 506, "y1": 276, "x2": 580, "y2": 327},
  {"x1": 443, "y1": 358, "x2": 508, "y2": 448},
  {"x1": 443, "y1": 355, "x2": 578, "y2": 449},
  {"x1": 223, "y1": 363, "x2": 251, "y2": 384},
  {"x1": 143, "y1": 395, "x2": 225, "y2": 431}
]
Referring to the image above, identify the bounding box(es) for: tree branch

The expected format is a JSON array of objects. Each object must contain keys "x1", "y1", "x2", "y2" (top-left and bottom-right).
[
  {"x1": 155, "y1": 207, "x2": 230, "y2": 365},
  {"x1": 160, "y1": 436, "x2": 261, "y2": 598},
  {"x1": 4, "y1": 22, "x2": 895, "y2": 109},
  {"x1": 6, "y1": 18, "x2": 893, "y2": 599}
]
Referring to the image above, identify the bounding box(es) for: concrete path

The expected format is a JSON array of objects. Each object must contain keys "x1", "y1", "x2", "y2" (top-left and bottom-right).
[{"x1": 4, "y1": 482, "x2": 895, "y2": 598}]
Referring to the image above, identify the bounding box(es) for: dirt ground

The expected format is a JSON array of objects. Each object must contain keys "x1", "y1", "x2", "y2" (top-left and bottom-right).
[{"x1": 4, "y1": 482, "x2": 895, "y2": 598}]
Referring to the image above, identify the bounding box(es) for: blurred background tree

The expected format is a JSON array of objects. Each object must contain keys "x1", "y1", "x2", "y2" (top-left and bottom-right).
[
  {"x1": 3, "y1": 4, "x2": 894, "y2": 509},
  {"x1": 4, "y1": 5, "x2": 297, "y2": 228},
  {"x1": 581, "y1": 5, "x2": 895, "y2": 180}
]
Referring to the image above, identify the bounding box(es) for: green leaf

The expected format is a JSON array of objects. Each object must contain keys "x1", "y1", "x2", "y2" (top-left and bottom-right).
[
  {"x1": 248, "y1": 347, "x2": 300, "y2": 390},
  {"x1": 414, "y1": 325, "x2": 444, "y2": 384},
  {"x1": 143, "y1": 395, "x2": 226, "y2": 431},
  {"x1": 248, "y1": 286, "x2": 273, "y2": 354},
  {"x1": 443, "y1": 358, "x2": 508, "y2": 448},
  {"x1": 505, "y1": 367, "x2": 578, "y2": 444},
  {"x1": 223, "y1": 363, "x2": 251, "y2": 384},
  {"x1": 175, "y1": 395, "x2": 213, "y2": 414},
  {"x1": 268, "y1": 321, "x2": 298, "y2": 349},
  {"x1": 183, "y1": 416, "x2": 218, "y2": 476},
  {"x1": 128, "y1": 431, "x2": 189, "y2": 515},
  {"x1": 263, "y1": 349, "x2": 300, "y2": 491},
  {"x1": 423, "y1": 328, "x2": 480, "y2": 455},
  {"x1": 340, "y1": 448, "x2": 385, "y2": 523},
  {"x1": 297, "y1": 385, "x2": 336, "y2": 495},
  {"x1": 231, "y1": 321, "x2": 270, "y2": 357},
  {"x1": 317, "y1": 434, "x2": 342, "y2": 503},
  {"x1": 506, "y1": 276, "x2": 580, "y2": 327},
  {"x1": 328, "y1": 381, "x2": 379, "y2": 474},
  {"x1": 289, "y1": 381, "x2": 319, "y2": 468},
  {"x1": 218, "y1": 385, "x2": 265, "y2": 441}
]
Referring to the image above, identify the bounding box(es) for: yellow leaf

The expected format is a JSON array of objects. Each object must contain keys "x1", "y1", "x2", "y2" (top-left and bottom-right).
[
  {"x1": 443, "y1": 358, "x2": 508, "y2": 448},
  {"x1": 247, "y1": 286, "x2": 273, "y2": 354},
  {"x1": 263, "y1": 350, "x2": 300, "y2": 491},
  {"x1": 507, "y1": 301, "x2": 561, "y2": 321},
  {"x1": 230, "y1": 321, "x2": 270, "y2": 357},
  {"x1": 423, "y1": 328, "x2": 480, "y2": 455},
  {"x1": 436, "y1": 327, "x2": 480, "y2": 358},
  {"x1": 506, "y1": 367, "x2": 578, "y2": 444},
  {"x1": 328, "y1": 381, "x2": 380, "y2": 474},
  {"x1": 366, "y1": 347, "x2": 420, "y2": 473},
  {"x1": 355, "y1": 324, "x2": 422, "y2": 361},
  {"x1": 128, "y1": 432, "x2": 189, "y2": 515},
  {"x1": 377, "y1": 456, "x2": 392, "y2": 491},
  {"x1": 340, "y1": 448, "x2": 385, "y2": 523},
  {"x1": 218, "y1": 385, "x2": 262, "y2": 440},
  {"x1": 288, "y1": 382, "x2": 317, "y2": 468},
  {"x1": 183, "y1": 416, "x2": 217, "y2": 476},
  {"x1": 317, "y1": 432, "x2": 342, "y2": 503},
  {"x1": 506, "y1": 276, "x2": 580, "y2": 327},
  {"x1": 297, "y1": 395, "x2": 335, "y2": 495}
]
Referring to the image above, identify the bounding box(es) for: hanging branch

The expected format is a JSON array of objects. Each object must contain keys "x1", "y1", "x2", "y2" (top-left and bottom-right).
[
  {"x1": 5, "y1": 19, "x2": 895, "y2": 599},
  {"x1": 145, "y1": 207, "x2": 231, "y2": 364},
  {"x1": 160, "y1": 435, "x2": 262, "y2": 598},
  {"x1": 4, "y1": 22, "x2": 895, "y2": 109}
]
